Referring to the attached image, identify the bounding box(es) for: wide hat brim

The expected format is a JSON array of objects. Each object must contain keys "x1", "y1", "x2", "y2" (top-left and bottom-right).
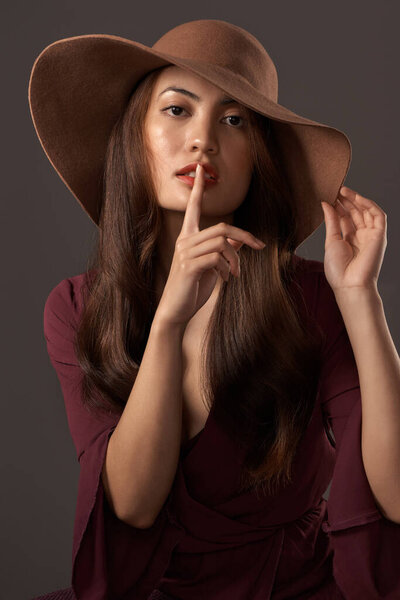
[{"x1": 28, "y1": 22, "x2": 352, "y2": 249}]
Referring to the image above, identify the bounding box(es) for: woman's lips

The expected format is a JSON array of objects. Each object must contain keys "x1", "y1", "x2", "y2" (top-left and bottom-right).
[{"x1": 176, "y1": 174, "x2": 218, "y2": 187}]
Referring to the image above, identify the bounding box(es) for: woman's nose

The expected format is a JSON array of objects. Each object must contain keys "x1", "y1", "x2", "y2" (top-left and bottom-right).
[{"x1": 186, "y1": 118, "x2": 218, "y2": 153}]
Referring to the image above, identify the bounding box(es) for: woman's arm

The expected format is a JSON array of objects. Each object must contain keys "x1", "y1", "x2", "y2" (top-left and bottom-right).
[
  {"x1": 101, "y1": 315, "x2": 186, "y2": 529},
  {"x1": 321, "y1": 187, "x2": 400, "y2": 523},
  {"x1": 334, "y1": 286, "x2": 400, "y2": 523}
]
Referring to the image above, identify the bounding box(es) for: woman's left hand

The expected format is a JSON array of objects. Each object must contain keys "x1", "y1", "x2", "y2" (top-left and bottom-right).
[{"x1": 320, "y1": 186, "x2": 387, "y2": 292}]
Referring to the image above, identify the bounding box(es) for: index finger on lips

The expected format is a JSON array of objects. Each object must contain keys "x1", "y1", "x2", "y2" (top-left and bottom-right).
[{"x1": 180, "y1": 163, "x2": 205, "y2": 237}]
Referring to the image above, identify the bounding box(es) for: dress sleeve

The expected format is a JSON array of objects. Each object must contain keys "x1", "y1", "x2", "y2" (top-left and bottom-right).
[
  {"x1": 43, "y1": 278, "x2": 183, "y2": 600},
  {"x1": 316, "y1": 268, "x2": 400, "y2": 599}
]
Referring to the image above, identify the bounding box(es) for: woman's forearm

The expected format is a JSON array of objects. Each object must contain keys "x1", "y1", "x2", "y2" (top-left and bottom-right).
[
  {"x1": 101, "y1": 314, "x2": 186, "y2": 528},
  {"x1": 334, "y1": 286, "x2": 400, "y2": 523}
]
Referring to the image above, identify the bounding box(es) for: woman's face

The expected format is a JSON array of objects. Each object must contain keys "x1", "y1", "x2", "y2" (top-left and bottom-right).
[{"x1": 143, "y1": 65, "x2": 254, "y2": 218}]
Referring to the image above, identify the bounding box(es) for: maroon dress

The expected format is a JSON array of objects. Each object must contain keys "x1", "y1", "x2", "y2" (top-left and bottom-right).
[{"x1": 43, "y1": 255, "x2": 400, "y2": 599}]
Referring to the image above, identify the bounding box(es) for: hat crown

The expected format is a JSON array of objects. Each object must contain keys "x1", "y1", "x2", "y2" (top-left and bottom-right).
[{"x1": 152, "y1": 19, "x2": 278, "y2": 99}]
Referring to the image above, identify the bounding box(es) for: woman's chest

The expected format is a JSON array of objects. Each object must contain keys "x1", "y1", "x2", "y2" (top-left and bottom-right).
[{"x1": 180, "y1": 311, "x2": 212, "y2": 445}]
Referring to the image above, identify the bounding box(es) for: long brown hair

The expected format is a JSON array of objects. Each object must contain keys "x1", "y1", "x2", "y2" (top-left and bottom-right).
[{"x1": 75, "y1": 66, "x2": 324, "y2": 497}]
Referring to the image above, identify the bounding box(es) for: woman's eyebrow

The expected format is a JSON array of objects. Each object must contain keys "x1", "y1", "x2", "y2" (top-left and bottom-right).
[{"x1": 157, "y1": 86, "x2": 239, "y2": 105}]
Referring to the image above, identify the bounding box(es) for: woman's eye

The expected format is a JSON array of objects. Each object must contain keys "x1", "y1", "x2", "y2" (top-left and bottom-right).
[
  {"x1": 163, "y1": 105, "x2": 185, "y2": 116},
  {"x1": 223, "y1": 115, "x2": 244, "y2": 128}
]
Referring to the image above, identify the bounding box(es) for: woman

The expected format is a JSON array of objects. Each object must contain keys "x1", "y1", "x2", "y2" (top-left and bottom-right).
[{"x1": 30, "y1": 19, "x2": 400, "y2": 600}]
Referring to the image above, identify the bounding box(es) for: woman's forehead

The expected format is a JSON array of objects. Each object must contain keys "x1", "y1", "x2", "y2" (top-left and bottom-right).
[{"x1": 154, "y1": 65, "x2": 239, "y2": 104}]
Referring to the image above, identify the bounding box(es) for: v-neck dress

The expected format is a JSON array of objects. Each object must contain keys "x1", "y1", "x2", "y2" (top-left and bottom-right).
[{"x1": 43, "y1": 254, "x2": 400, "y2": 599}]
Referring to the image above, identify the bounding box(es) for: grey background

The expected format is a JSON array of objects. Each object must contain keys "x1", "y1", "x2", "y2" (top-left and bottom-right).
[{"x1": 2, "y1": 1, "x2": 399, "y2": 598}]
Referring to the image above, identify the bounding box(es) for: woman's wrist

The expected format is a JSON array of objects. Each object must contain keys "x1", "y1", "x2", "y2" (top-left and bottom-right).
[{"x1": 151, "y1": 311, "x2": 187, "y2": 339}]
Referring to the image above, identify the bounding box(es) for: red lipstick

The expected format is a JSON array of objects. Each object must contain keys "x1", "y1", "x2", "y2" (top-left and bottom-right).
[{"x1": 176, "y1": 162, "x2": 219, "y2": 187}]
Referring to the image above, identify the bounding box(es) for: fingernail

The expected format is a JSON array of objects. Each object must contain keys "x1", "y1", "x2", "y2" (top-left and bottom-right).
[
  {"x1": 196, "y1": 163, "x2": 202, "y2": 175},
  {"x1": 256, "y1": 238, "x2": 266, "y2": 247}
]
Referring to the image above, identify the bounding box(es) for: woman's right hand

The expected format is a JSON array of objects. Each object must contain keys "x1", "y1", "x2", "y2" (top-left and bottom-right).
[{"x1": 155, "y1": 163, "x2": 266, "y2": 327}]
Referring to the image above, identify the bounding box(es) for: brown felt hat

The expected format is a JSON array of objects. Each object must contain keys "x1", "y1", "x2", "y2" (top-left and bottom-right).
[{"x1": 28, "y1": 18, "x2": 351, "y2": 248}]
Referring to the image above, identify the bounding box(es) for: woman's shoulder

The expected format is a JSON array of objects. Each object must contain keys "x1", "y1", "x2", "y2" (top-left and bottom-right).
[
  {"x1": 292, "y1": 253, "x2": 324, "y2": 276},
  {"x1": 291, "y1": 254, "x2": 324, "y2": 301},
  {"x1": 291, "y1": 254, "x2": 340, "y2": 325},
  {"x1": 44, "y1": 269, "x2": 96, "y2": 328},
  {"x1": 292, "y1": 254, "x2": 346, "y2": 346}
]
